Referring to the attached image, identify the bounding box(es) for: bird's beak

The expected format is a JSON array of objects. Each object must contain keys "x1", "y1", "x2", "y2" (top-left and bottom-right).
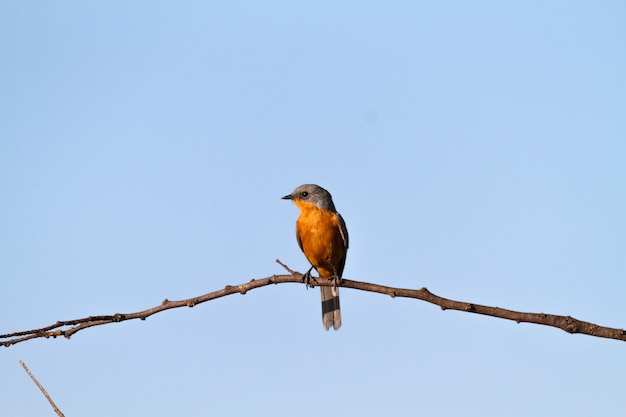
[{"x1": 281, "y1": 194, "x2": 294, "y2": 200}]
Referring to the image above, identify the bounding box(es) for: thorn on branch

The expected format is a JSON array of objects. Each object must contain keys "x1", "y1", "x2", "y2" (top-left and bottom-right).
[{"x1": 162, "y1": 299, "x2": 170, "y2": 305}]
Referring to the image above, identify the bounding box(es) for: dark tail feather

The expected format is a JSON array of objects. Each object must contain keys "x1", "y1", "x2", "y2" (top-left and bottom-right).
[{"x1": 320, "y1": 286, "x2": 341, "y2": 330}]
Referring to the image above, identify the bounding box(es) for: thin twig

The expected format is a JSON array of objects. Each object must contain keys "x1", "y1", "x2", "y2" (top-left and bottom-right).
[
  {"x1": 275, "y1": 258, "x2": 296, "y2": 274},
  {"x1": 20, "y1": 360, "x2": 65, "y2": 417},
  {"x1": 2, "y1": 260, "x2": 625, "y2": 345}
]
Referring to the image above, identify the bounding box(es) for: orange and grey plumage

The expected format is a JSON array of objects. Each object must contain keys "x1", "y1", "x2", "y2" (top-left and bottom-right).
[{"x1": 282, "y1": 184, "x2": 348, "y2": 330}]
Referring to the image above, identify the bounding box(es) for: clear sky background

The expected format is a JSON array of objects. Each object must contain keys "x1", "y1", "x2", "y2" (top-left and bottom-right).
[{"x1": 1, "y1": 2, "x2": 625, "y2": 416}]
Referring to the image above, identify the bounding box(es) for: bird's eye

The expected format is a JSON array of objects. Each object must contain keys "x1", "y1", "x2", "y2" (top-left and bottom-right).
[{"x1": 301, "y1": 191, "x2": 309, "y2": 198}]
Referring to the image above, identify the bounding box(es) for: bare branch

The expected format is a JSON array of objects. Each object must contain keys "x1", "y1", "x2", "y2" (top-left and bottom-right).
[
  {"x1": 2, "y1": 261, "x2": 625, "y2": 346},
  {"x1": 338, "y1": 280, "x2": 626, "y2": 341},
  {"x1": 20, "y1": 360, "x2": 65, "y2": 417}
]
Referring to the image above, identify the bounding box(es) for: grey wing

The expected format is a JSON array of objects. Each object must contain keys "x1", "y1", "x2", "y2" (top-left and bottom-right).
[
  {"x1": 336, "y1": 212, "x2": 349, "y2": 278},
  {"x1": 337, "y1": 212, "x2": 349, "y2": 250}
]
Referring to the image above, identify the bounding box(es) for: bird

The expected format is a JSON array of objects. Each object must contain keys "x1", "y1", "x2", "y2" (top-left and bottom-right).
[{"x1": 282, "y1": 184, "x2": 348, "y2": 330}]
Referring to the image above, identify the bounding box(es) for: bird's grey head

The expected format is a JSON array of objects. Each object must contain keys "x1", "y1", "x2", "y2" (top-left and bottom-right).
[{"x1": 282, "y1": 184, "x2": 337, "y2": 212}]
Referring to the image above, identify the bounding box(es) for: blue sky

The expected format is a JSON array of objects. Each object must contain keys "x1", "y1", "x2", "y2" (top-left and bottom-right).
[{"x1": 1, "y1": 1, "x2": 625, "y2": 416}]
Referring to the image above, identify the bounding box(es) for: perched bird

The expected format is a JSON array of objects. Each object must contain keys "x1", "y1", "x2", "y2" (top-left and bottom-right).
[{"x1": 282, "y1": 184, "x2": 348, "y2": 330}]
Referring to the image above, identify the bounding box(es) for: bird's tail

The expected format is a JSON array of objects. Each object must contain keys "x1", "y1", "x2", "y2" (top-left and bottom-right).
[{"x1": 320, "y1": 286, "x2": 341, "y2": 330}]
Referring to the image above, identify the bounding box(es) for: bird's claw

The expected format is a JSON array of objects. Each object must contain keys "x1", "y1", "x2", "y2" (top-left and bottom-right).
[
  {"x1": 302, "y1": 267, "x2": 318, "y2": 289},
  {"x1": 328, "y1": 274, "x2": 342, "y2": 288}
]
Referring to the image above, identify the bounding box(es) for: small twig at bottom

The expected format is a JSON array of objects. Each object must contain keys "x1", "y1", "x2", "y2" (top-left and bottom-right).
[{"x1": 19, "y1": 360, "x2": 65, "y2": 417}]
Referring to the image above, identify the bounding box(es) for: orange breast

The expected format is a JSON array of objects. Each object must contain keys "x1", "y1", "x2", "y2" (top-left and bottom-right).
[{"x1": 294, "y1": 200, "x2": 347, "y2": 278}]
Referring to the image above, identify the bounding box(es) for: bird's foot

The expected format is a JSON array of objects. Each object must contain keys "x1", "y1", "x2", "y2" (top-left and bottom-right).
[
  {"x1": 328, "y1": 274, "x2": 342, "y2": 288},
  {"x1": 302, "y1": 267, "x2": 318, "y2": 289}
]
